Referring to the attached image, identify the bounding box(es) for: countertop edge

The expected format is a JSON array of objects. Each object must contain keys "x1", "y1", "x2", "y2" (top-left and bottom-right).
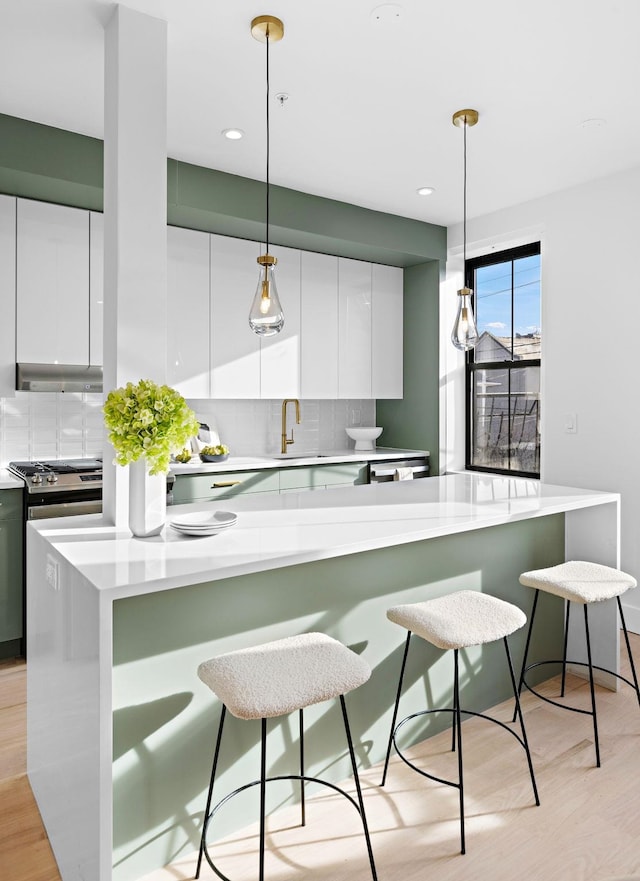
[
  {"x1": 28, "y1": 474, "x2": 620, "y2": 600},
  {"x1": 169, "y1": 447, "x2": 429, "y2": 474}
]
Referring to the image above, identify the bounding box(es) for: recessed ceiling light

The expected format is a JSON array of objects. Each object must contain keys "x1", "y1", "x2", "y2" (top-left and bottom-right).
[
  {"x1": 416, "y1": 186, "x2": 435, "y2": 196},
  {"x1": 580, "y1": 118, "x2": 606, "y2": 130},
  {"x1": 222, "y1": 128, "x2": 244, "y2": 140},
  {"x1": 371, "y1": 4, "x2": 403, "y2": 25}
]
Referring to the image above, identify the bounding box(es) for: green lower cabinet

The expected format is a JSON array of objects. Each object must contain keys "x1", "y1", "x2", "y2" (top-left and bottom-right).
[
  {"x1": 172, "y1": 469, "x2": 280, "y2": 504},
  {"x1": 279, "y1": 463, "x2": 368, "y2": 492},
  {"x1": 173, "y1": 463, "x2": 369, "y2": 504},
  {"x1": 0, "y1": 489, "x2": 24, "y2": 657}
]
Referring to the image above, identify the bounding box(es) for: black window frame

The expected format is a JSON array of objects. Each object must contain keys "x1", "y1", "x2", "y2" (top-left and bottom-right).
[{"x1": 465, "y1": 241, "x2": 541, "y2": 478}]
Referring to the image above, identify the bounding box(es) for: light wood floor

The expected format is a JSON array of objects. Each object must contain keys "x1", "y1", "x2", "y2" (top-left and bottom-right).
[{"x1": 2, "y1": 637, "x2": 640, "y2": 881}]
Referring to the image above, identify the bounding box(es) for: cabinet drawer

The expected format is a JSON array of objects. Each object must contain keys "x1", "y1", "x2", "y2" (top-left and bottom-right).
[
  {"x1": 317, "y1": 463, "x2": 368, "y2": 486},
  {"x1": 0, "y1": 489, "x2": 23, "y2": 521},
  {"x1": 279, "y1": 463, "x2": 367, "y2": 491},
  {"x1": 173, "y1": 470, "x2": 280, "y2": 503},
  {"x1": 278, "y1": 467, "x2": 327, "y2": 492}
]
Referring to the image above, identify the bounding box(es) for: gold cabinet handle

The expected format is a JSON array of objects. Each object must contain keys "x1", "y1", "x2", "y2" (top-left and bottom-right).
[{"x1": 212, "y1": 480, "x2": 242, "y2": 488}]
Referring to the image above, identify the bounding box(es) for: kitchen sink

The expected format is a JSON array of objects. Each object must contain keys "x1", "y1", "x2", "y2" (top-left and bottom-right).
[{"x1": 271, "y1": 452, "x2": 330, "y2": 459}]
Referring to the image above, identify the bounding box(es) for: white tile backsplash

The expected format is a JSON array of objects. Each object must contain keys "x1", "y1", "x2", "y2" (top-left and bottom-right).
[
  {"x1": 0, "y1": 391, "x2": 105, "y2": 465},
  {"x1": 0, "y1": 393, "x2": 377, "y2": 465},
  {"x1": 190, "y1": 398, "x2": 376, "y2": 456}
]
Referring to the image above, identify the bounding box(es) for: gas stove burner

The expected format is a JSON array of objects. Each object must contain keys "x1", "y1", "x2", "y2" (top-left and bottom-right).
[
  {"x1": 9, "y1": 458, "x2": 102, "y2": 477},
  {"x1": 8, "y1": 458, "x2": 103, "y2": 494}
]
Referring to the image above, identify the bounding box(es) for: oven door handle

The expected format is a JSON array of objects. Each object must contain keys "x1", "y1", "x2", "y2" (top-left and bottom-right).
[{"x1": 28, "y1": 499, "x2": 102, "y2": 520}]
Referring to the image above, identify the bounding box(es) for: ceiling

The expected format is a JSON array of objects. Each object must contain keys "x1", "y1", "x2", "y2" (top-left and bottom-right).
[{"x1": 2, "y1": 0, "x2": 640, "y2": 228}]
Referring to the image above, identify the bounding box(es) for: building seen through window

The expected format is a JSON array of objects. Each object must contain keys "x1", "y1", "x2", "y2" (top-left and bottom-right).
[{"x1": 465, "y1": 243, "x2": 541, "y2": 477}]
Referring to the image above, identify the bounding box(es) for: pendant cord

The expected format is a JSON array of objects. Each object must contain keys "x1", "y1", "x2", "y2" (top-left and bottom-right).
[
  {"x1": 265, "y1": 29, "x2": 270, "y2": 255},
  {"x1": 463, "y1": 115, "x2": 467, "y2": 268}
]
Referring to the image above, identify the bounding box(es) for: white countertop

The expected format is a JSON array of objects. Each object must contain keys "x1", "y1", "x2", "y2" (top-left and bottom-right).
[
  {"x1": 30, "y1": 472, "x2": 619, "y2": 600},
  {"x1": 169, "y1": 446, "x2": 429, "y2": 474},
  {"x1": 0, "y1": 468, "x2": 26, "y2": 490}
]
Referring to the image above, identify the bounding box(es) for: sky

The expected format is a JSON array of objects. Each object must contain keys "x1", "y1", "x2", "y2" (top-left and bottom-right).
[{"x1": 475, "y1": 254, "x2": 541, "y2": 338}]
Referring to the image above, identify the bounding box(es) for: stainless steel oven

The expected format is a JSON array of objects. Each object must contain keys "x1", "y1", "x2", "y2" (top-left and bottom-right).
[{"x1": 9, "y1": 458, "x2": 104, "y2": 518}]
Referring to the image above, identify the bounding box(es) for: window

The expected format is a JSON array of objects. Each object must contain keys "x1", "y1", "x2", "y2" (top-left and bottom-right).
[{"x1": 465, "y1": 242, "x2": 541, "y2": 477}]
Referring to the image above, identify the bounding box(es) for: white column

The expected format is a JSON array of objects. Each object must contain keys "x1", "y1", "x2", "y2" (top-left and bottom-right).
[{"x1": 102, "y1": 4, "x2": 168, "y2": 526}]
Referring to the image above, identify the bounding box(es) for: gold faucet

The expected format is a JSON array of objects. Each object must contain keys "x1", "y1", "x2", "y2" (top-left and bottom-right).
[{"x1": 281, "y1": 398, "x2": 301, "y2": 454}]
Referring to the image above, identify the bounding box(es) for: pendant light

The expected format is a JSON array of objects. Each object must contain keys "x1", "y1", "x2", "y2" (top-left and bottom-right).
[
  {"x1": 249, "y1": 15, "x2": 285, "y2": 337},
  {"x1": 451, "y1": 108, "x2": 480, "y2": 351}
]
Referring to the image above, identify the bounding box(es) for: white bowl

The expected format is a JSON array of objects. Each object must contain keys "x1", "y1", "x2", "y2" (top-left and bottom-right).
[{"x1": 345, "y1": 426, "x2": 383, "y2": 450}]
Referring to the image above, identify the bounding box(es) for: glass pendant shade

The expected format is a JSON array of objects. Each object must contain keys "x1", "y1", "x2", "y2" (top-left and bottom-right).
[
  {"x1": 451, "y1": 286, "x2": 479, "y2": 351},
  {"x1": 248, "y1": 255, "x2": 285, "y2": 336}
]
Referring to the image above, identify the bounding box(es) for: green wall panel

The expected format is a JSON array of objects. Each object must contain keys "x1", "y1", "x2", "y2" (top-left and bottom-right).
[
  {"x1": 0, "y1": 114, "x2": 445, "y2": 266},
  {"x1": 111, "y1": 513, "x2": 564, "y2": 881},
  {"x1": 377, "y1": 260, "x2": 441, "y2": 472},
  {"x1": 0, "y1": 113, "x2": 103, "y2": 210}
]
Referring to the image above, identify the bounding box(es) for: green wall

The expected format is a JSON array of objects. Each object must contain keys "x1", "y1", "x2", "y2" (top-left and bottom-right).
[
  {"x1": 0, "y1": 113, "x2": 445, "y2": 266},
  {"x1": 377, "y1": 261, "x2": 442, "y2": 472},
  {"x1": 112, "y1": 514, "x2": 564, "y2": 881},
  {"x1": 0, "y1": 112, "x2": 445, "y2": 468}
]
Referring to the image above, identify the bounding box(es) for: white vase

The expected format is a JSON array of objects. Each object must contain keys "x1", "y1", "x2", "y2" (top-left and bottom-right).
[{"x1": 129, "y1": 459, "x2": 166, "y2": 538}]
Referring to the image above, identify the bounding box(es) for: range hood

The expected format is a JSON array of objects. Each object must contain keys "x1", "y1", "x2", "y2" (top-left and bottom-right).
[{"x1": 16, "y1": 363, "x2": 103, "y2": 393}]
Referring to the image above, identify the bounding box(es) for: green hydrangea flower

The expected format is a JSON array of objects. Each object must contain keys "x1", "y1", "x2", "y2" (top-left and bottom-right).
[{"x1": 103, "y1": 379, "x2": 199, "y2": 475}]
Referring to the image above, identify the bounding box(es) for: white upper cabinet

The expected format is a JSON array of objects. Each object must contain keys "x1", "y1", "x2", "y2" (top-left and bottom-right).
[
  {"x1": 338, "y1": 257, "x2": 372, "y2": 398},
  {"x1": 260, "y1": 244, "x2": 301, "y2": 399},
  {"x1": 210, "y1": 234, "x2": 261, "y2": 398},
  {"x1": 10, "y1": 201, "x2": 404, "y2": 400},
  {"x1": 300, "y1": 251, "x2": 339, "y2": 398},
  {"x1": 89, "y1": 212, "x2": 103, "y2": 367},
  {"x1": 16, "y1": 199, "x2": 90, "y2": 365},
  {"x1": 372, "y1": 263, "x2": 403, "y2": 398},
  {"x1": 0, "y1": 196, "x2": 16, "y2": 397},
  {"x1": 167, "y1": 226, "x2": 210, "y2": 398}
]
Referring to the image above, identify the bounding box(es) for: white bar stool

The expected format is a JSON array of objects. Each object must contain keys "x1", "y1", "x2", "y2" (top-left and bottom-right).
[
  {"x1": 381, "y1": 590, "x2": 540, "y2": 855},
  {"x1": 515, "y1": 560, "x2": 640, "y2": 767},
  {"x1": 195, "y1": 632, "x2": 377, "y2": 881}
]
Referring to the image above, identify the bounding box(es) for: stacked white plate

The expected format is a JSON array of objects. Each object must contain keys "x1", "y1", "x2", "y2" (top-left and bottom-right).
[{"x1": 169, "y1": 510, "x2": 237, "y2": 537}]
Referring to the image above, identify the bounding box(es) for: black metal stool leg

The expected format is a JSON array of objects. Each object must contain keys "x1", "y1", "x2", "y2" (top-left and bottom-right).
[
  {"x1": 340, "y1": 695, "x2": 378, "y2": 881},
  {"x1": 618, "y1": 597, "x2": 640, "y2": 707},
  {"x1": 583, "y1": 605, "x2": 601, "y2": 768},
  {"x1": 451, "y1": 673, "x2": 458, "y2": 753},
  {"x1": 560, "y1": 601, "x2": 571, "y2": 697},
  {"x1": 259, "y1": 718, "x2": 267, "y2": 881},
  {"x1": 453, "y1": 649, "x2": 465, "y2": 855},
  {"x1": 381, "y1": 631, "x2": 412, "y2": 786},
  {"x1": 504, "y1": 637, "x2": 540, "y2": 806},
  {"x1": 196, "y1": 705, "x2": 227, "y2": 879},
  {"x1": 513, "y1": 589, "x2": 539, "y2": 723},
  {"x1": 298, "y1": 707, "x2": 306, "y2": 826}
]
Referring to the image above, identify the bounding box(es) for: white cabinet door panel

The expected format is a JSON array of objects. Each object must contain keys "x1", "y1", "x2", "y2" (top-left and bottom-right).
[
  {"x1": 89, "y1": 212, "x2": 103, "y2": 367},
  {"x1": 372, "y1": 263, "x2": 403, "y2": 398},
  {"x1": 260, "y1": 244, "x2": 301, "y2": 398},
  {"x1": 300, "y1": 251, "x2": 338, "y2": 398},
  {"x1": 17, "y1": 199, "x2": 89, "y2": 365},
  {"x1": 338, "y1": 257, "x2": 372, "y2": 398},
  {"x1": 167, "y1": 226, "x2": 210, "y2": 398},
  {"x1": 0, "y1": 196, "x2": 16, "y2": 397},
  {"x1": 211, "y1": 234, "x2": 261, "y2": 398}
]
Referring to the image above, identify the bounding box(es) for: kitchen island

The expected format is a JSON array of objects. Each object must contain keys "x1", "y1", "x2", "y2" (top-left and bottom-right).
[{"x1": 26, "y1": 473, "x2": 620, "y2": 881}]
